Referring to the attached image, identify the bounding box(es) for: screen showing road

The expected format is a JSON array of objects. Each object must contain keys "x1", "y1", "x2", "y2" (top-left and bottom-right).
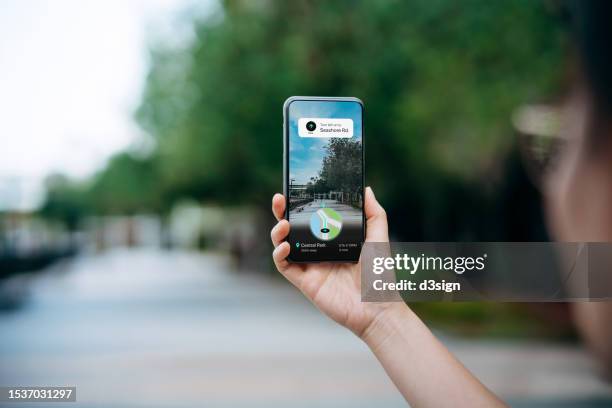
[{"x1": 286, "y1": 99, "x2": 363, "y2": 262}]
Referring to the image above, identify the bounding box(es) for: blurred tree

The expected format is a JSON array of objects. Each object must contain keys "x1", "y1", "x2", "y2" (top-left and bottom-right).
[
  {"x1": 40, "y1": 152, "x2": 163, "y2": 229},
  {"x1": 40, "y1": 175, "x2": 88, "y2": 231},
  {"x1": 88, "y1": 152, "x2": 164, "y2": 215},
  {"x1": 135, "y1": 0, "x2": 567, "y2": 240},
  {"x1": 42, "y1": 0, "x2": 567, "y2": 241},
  {"x1": 319, "y1": 138, "x2": 362, "y2": 200}
]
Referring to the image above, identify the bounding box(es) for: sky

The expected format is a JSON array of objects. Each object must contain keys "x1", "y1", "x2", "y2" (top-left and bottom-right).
[
  {"x1": 0, "y1": 0, "x2": 215, "y2": 211},
  {"x1": 288, "y1": 100, "x2": 363, "y2": 184}
]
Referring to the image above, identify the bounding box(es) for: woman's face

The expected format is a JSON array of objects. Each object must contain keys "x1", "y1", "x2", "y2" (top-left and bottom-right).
[{"x1": 544, "y1": 91, "x2": 612, "y2": 242}]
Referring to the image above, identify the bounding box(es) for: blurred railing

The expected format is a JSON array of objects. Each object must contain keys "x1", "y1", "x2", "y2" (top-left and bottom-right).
[
  {"x1": 0, "y1": 201, "x2": 272, "y2": 278},
  {"x1": 0, "y1": 212, "x2": 76, "y2": 278}
]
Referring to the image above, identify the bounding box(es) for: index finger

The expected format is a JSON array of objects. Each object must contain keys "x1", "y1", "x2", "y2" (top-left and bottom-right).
[{"x1": 272, "y1": 193, "x2": 286, "y2": 221}]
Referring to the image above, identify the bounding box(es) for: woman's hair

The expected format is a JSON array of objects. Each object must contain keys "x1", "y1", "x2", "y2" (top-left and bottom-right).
[{"x1": 570, "y1": 0, "x2": 612, "y2": 114}]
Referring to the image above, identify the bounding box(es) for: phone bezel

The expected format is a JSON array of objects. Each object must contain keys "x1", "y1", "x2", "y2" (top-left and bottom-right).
[{"x1": 283, "y1": 96, "x2": 365, "y2": 263}]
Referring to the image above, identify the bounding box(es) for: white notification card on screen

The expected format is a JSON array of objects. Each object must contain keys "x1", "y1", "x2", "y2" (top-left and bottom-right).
[{"x1": 298, "y1": 118, "x2": 353, "y2": 138}]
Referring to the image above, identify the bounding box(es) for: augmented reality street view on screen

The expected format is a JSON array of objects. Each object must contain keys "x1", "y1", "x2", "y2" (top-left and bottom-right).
[{"x1": 288, "y1": 101, "x2": 362, "y2": 245}]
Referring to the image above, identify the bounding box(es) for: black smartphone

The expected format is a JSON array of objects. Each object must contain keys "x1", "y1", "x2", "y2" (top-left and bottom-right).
[{"x1": 283, "y1": 96, "x2": 365, "y2": 263}]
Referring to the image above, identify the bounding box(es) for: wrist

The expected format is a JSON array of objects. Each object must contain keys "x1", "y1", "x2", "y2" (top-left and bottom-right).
[{"x1": 360, "y1": 302, "x2": 414, "y2": 351}]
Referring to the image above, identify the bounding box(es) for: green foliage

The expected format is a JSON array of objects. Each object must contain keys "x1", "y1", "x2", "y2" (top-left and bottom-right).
[
  {"x1": 88, "y1": 152, "x2": 164, "y2": 215},
  {"x1": 42, "y1": 0, "x2": 569, "y2": 240},
  {"x1": 41, "y1": 152, "x2": 164, "y2": 226},
  {"x1": 411, "y1": 302, "x2": 576, "y2": 340},
  {"x1": 40, "y1": 175, "x2": 89, "y2": 230},
  {"x1": 319, "y1": 139, "x2": 362, "y2": 195},
  {"x1": 135, "y1": 0, "x2": 567, "y2": 238}
]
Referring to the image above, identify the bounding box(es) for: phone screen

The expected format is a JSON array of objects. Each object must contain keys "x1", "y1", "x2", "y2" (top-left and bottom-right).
[{"x1": 284, "y1": 98, "x2": 364, "y2": 262}]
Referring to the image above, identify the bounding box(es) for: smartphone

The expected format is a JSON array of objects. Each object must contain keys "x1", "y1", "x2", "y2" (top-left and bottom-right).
[{"x1": 283, "y1": 96, "x2": 365, "y2": 263}]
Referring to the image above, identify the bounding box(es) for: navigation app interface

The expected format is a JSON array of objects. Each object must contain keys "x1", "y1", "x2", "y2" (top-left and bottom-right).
[{"x1": 287, "y1": 100, "x2": 363, "y2": 262}]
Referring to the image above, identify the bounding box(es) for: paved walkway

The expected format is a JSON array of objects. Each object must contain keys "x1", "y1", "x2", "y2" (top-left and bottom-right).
[
  {"x1": 1, "y1": 249, "x2": 611, "y2": 407},
  {"x1": 291, "y1": 199, "x2": 361, "y2": 227}
]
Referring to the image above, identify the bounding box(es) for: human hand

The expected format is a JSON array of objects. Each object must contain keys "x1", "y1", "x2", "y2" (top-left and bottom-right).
[
  {"x1": 272, "y1": 189, "x2": 507, "y2": 407},
  {"x1": 270, "y1": 187, "x2": 398, "y2": 337}
]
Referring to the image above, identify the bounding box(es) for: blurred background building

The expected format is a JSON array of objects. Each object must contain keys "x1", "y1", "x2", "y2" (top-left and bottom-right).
[{"x1": 1, "y1": 0, "x2": 611, "y2": 406}]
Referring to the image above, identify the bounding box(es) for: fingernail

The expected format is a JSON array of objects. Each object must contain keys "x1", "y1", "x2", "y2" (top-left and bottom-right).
[{"x1": 367, "y1": 186, "x2": 375, "y2": 199}]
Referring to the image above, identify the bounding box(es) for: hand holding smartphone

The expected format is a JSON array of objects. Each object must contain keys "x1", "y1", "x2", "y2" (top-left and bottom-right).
[
  {"x1": 283, "y1": 96, "x2": 365, "y2": 263},
  {"x1": 275, "y1": 99, "x2": 506, "y2": 408}
]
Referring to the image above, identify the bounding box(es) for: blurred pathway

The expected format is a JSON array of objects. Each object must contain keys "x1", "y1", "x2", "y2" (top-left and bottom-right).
[{"x1": 0, "y1": 249, "x2": 611, "y2": 407}]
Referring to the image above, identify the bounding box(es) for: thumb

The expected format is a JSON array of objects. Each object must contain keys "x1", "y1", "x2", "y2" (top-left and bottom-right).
[{"x1": 364, "y1": 186, "x2": 389, "y2": 242}]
